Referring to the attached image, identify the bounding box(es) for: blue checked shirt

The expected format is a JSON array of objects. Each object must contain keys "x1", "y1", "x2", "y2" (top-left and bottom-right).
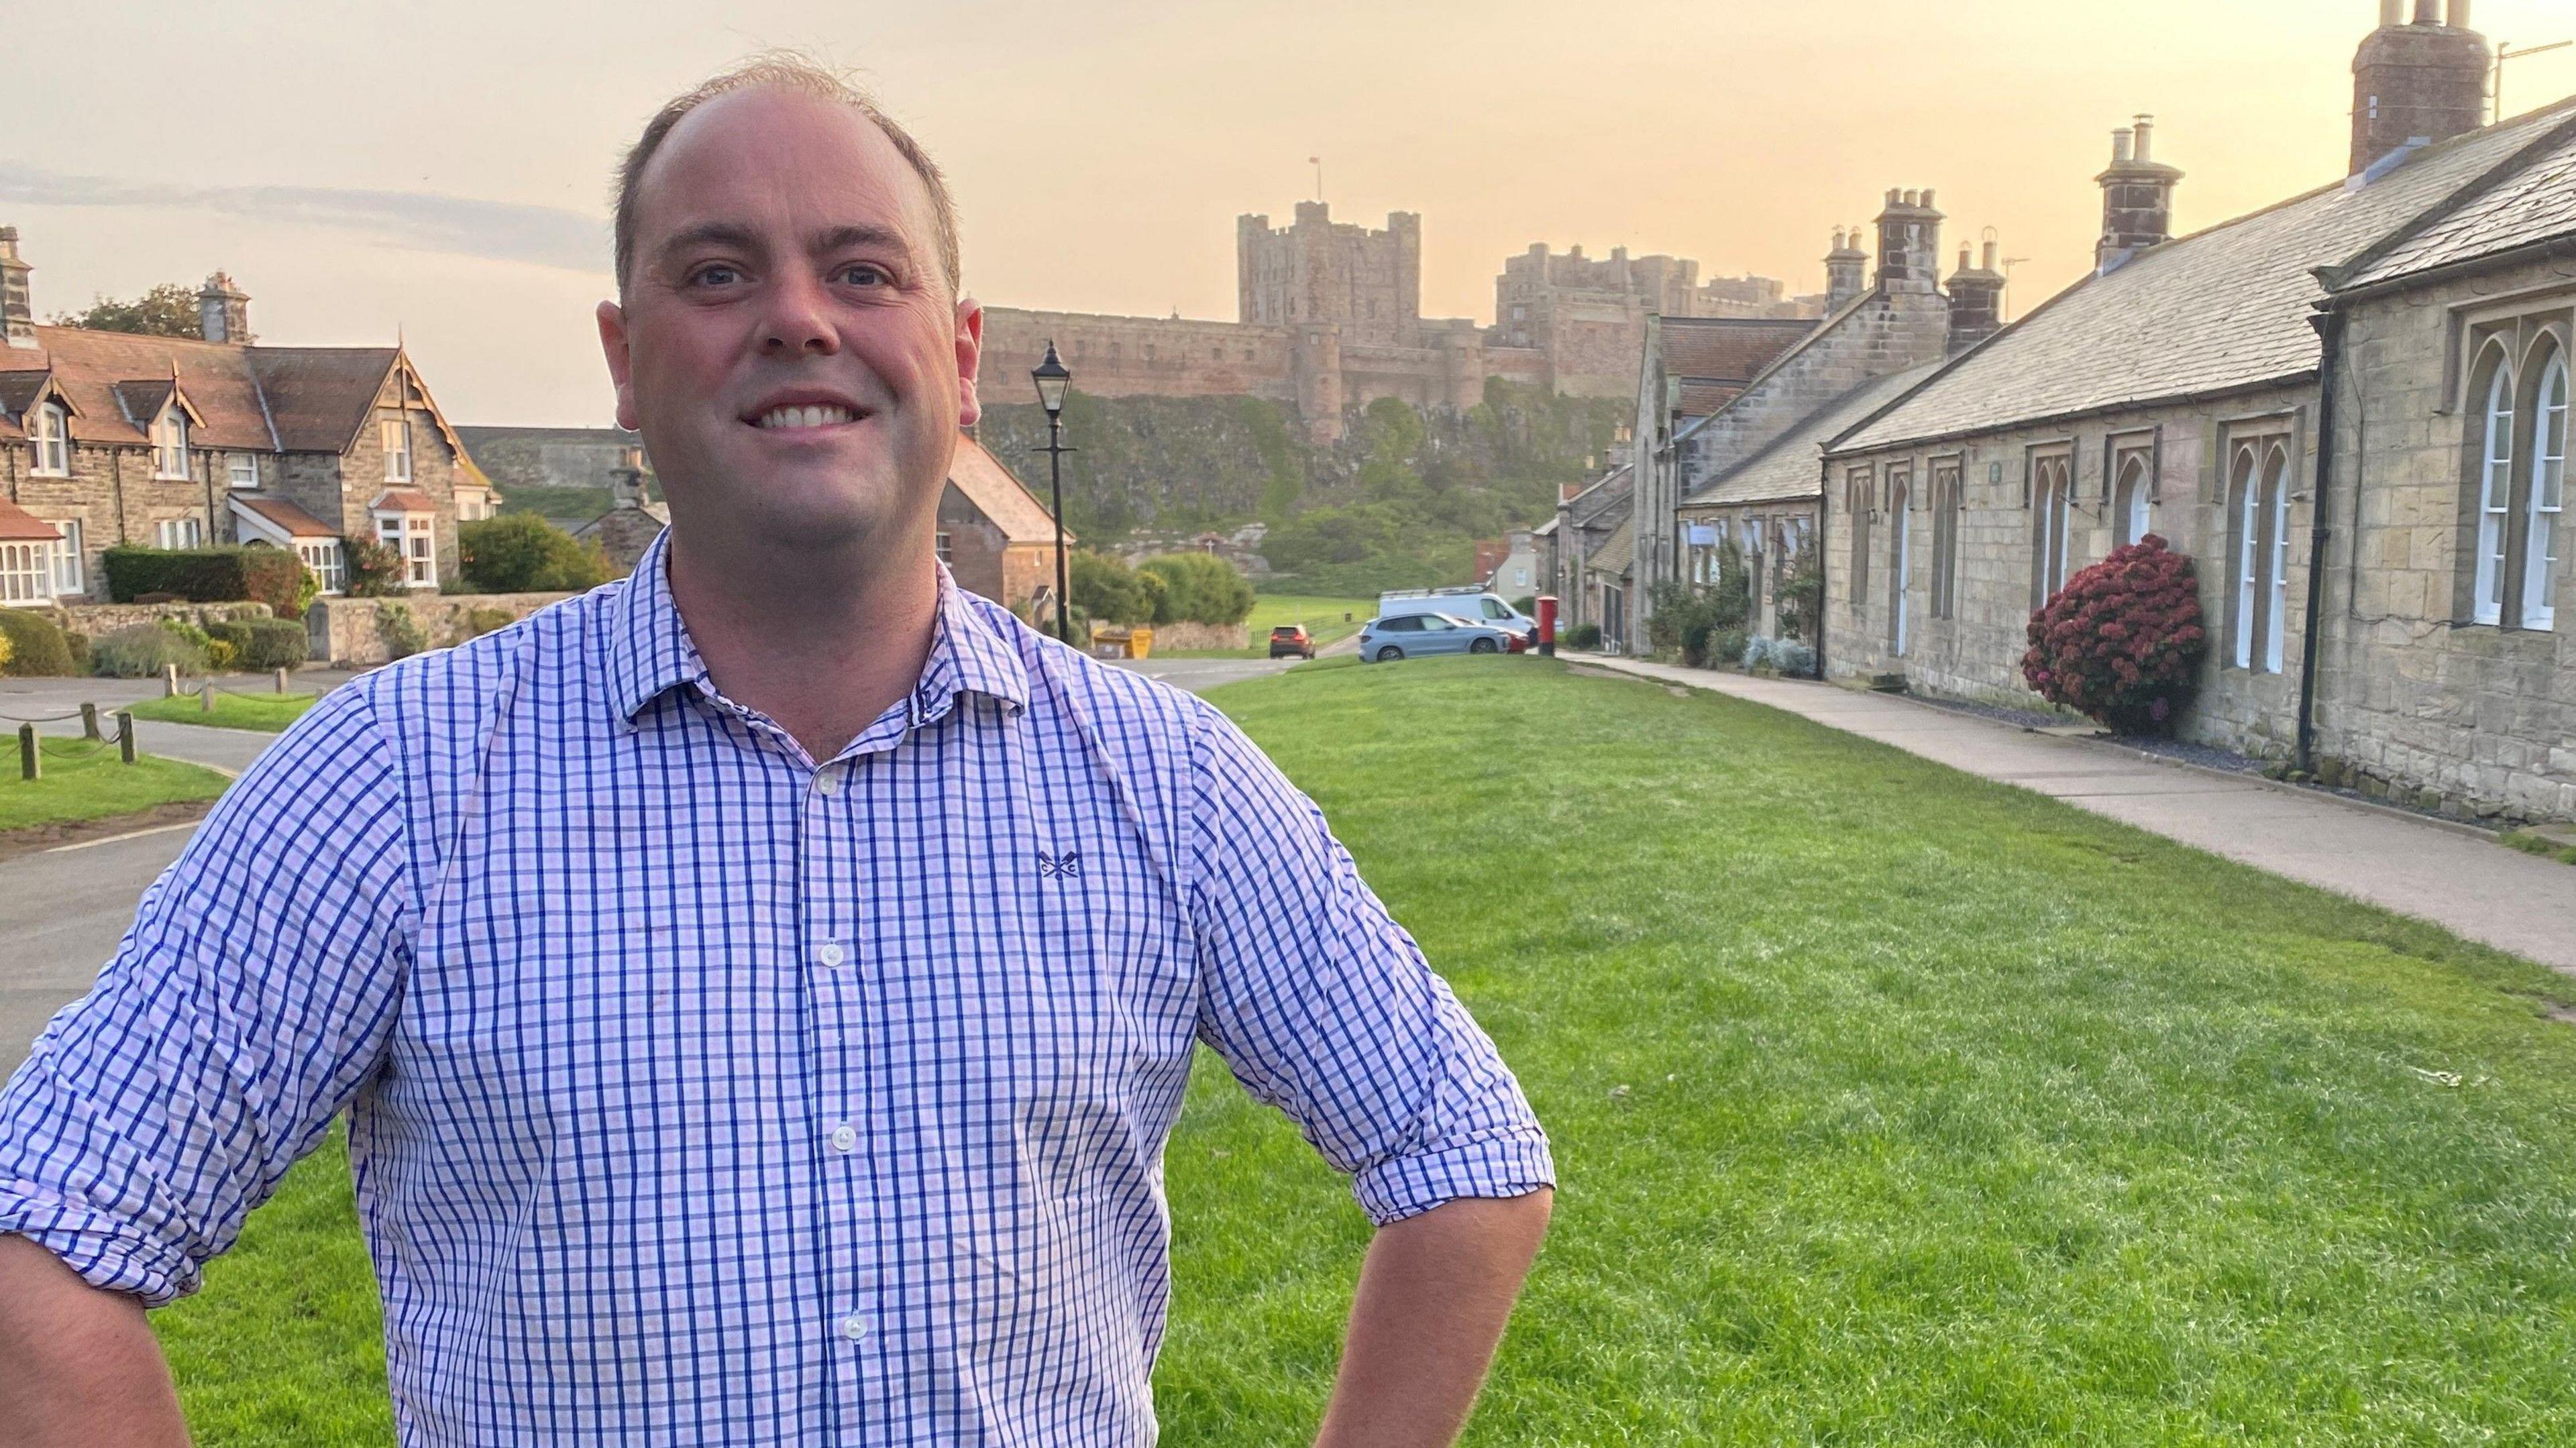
[{"x1": 0, "y1": 533, "x2": 1552, "y2": 1443}]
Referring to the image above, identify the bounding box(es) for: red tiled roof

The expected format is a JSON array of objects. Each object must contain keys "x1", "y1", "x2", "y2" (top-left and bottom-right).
[
  {"x1": 0, "y1": 498, "x2": 65, "y2": 542},
  {"x1": 373, "y1": 488, "x2": 438, "y2": 513},
  {"x1": 231, "y1": 494, "x2": 339, "y2": 539},
  {"x1": 947, "y1": 434, "x2": 1071, "y2": 545},
  {"x1": 1661, "y1": 317, "x2": 1815, "y2": 389}
]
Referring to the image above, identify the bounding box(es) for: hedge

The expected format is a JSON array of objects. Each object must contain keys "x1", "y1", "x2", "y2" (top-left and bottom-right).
[
  {"x1": 205, "y1": 618, "x2": 309, "y2": 672},
  {"x1": 101, "y1": 545, "x2": 310, "y2": 618},
  {"x1": 0, "y1": 609, "x2": 76, "y2": 676}
]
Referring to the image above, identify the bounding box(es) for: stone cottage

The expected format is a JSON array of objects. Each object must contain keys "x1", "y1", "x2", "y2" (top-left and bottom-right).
[
  {"x1": 1819, "y1": 2, "x2": 2575, "y2": 823},
  {"x1": 0, "y1": 231, "x2": 494, "y2": 606},
  {"x1": 939, "y1": 435, "x2": 1072, "y2": 615}
]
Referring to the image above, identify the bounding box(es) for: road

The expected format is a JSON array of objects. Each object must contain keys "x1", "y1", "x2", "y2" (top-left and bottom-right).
[{"x1": 0, "y1": 653, "x2": 1305, "y2": 1074}]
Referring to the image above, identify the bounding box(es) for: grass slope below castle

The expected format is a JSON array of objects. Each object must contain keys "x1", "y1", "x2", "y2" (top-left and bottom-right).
[{"x1": 148, "y1": 657, "x2": 2576, "y2": 1443}]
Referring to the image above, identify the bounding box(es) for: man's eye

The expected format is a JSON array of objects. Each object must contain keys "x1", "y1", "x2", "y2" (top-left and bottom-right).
[
  {"x1": 835, "y1": 264, "x2": 890, "y2": 288},
  {"x1": 690, "y1": 264, "x2": 743, "y2": 286}
]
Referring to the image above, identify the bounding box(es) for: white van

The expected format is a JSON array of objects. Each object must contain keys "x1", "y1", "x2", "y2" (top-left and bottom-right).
[{"x1": 1377, "y1": 587, "x2": 1536, "y2": 643}]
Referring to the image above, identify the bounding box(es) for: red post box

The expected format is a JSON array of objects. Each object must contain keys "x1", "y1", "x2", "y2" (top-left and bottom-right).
[{"x1": 1536, "y1": 596, "x2": 1558, "y2": 657}]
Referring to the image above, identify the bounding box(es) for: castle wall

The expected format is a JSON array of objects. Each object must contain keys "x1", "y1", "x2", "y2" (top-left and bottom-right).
[{"x1": 977, "y1": 308, "x2": 1297, "y2": 405}]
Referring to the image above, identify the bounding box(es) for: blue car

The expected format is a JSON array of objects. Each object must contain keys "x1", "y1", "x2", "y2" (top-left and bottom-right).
[{"x1": 1358, "y1": 611, "x2": 1519, "y2": 663}]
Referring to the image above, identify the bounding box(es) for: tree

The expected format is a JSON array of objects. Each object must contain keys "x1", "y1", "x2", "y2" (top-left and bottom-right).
[
  {"x1": 457, "y1": 514, "x2": 610, "y2": 594},
  {"x1": 52, "y1": 283, "x2": 203, "y2": 338},
  {"x1": 1136, "y1": 551, "x2": 1254, "y2": 626},
  {"x1": 1070, "y1": 551, "x2": 1152, "y2": 626}
]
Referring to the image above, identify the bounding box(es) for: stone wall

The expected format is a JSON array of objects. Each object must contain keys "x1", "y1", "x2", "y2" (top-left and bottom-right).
[
  {"x1": 1, "y1": 437, "x2": 250, "y2": 600},
  {"x1": 978, "y1": 307, "x2": 1297, "y2": 405},
  {"x1": 50, "y1": 599, "x2": 274, "y2": 638},
  {"x1": 2309, "y1": 258, "x2": 2575, "y2": 823},
  {"x1": 307, "y1": 590, "x2": 577, "y2": 665},
  {"x1": 1823, "y1": 382, "x2": 2313, "y2": 764}
]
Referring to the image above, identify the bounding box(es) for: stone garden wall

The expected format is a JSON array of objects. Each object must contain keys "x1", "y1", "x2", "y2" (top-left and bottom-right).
[{"x1": 307, "y1": 591, "x2": 578, "y2": 666}]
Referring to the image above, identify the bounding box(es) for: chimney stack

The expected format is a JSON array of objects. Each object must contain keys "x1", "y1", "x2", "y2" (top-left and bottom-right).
[
  {"x1": 1946, "y1": 239, "x2": 2007, "y2": 355},
  {"x1": 1874, "y1": 188, "x2": 1944, "y2": 296},
  {"x1": 197, "y1": 272, "x2": 252, "y2": 345},
  {"x1": 2353, "y1": 0, "x2": 2489, "y2": 174},
  {"x1": 2096, "y1": 115, "x2": 2184, "y2": 275},
  {"x1": 1824, "y1": 225, "x2": 1870, "y2": 311},
  {"x1": 0, "y1": 227, "x2": 33, "y2": 349}
]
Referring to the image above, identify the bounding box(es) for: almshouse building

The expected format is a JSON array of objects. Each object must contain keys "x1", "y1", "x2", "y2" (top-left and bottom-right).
[
  {"x1": 1816, "y1": 2, "x2": 2575, "y2": 824},
  {"x1": 0, "y1": 228, "x2": 493, "y2": 606}
]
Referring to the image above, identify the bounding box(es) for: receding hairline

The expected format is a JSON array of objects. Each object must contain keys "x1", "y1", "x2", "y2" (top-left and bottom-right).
[{"x1": 612, "y1": 56, "x2": 961, "y2": 296}]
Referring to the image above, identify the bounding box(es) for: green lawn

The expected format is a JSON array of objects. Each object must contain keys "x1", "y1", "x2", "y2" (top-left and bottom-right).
[
  {"x1": 128, "y1": 691, "x2": 319, "y2": 734},
  {"x1": 148, "y1": 657, "x2": 2576, "y2": 1443},
  {"x1": 1162, "y1": 593, "x2": 1377, "y2": 658},
  {"x1": 0, "y1": 736, "x2": 229, "y2": 832}
]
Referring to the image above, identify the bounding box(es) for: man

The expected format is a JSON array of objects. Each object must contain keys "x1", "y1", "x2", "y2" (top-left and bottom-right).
[{"x1": 0, "y1": 58, "x2": 1552, "y2": 1446}]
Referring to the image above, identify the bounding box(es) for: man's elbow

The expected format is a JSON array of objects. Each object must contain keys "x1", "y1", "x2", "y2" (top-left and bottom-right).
[{"x1": 0, "y1": 1235, "x2": 186, "y2": 1445}]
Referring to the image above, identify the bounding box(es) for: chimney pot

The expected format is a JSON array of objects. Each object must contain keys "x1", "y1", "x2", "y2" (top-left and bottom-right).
[
  {"x1": 1982, "y1": 239, "x2": 1999, "y2": 270},
  {"x1": 2113, "y1": 127, "x2": 2135, "y2": 164},
  {"x1": 2381, "y1": 0, "x2": 2404, "y2": 23},
  {"x1": 1921, "y1": 188, "x2": 1937, "y2": 210},
  {"x1": 2447, "y1": 0, "x2": 2469, "y2": 27},
  {"x1": 2412, "y1": 0, "x2": 2438, "y2": 23},
  {"x1": 1886, "y1": 187, "x2": 1901, "y2": 205},
  {"x1": 2133, "y1": 115, "x2": 2155, "y2": 162}
]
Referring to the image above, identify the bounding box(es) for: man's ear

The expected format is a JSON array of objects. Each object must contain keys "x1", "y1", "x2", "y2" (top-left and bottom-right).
[
  {"x1": 954, "y1": 295, "x2": 985, "y2": 431},
  {"x1": 597, "y1": 300, "x2": 640, "y2": 433}
]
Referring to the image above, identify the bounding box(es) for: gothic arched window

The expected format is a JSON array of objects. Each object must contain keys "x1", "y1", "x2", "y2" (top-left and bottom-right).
[
  {"x1": 2521, "y1": 345, "x2": 2565, "y2": 631},
  {"x1": 2472, "y1": 345, "x2": 2516, "y2": 626}
]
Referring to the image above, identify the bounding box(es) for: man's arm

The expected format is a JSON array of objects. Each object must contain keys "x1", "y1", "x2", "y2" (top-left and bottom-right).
[
  {"x1": 1314, "y1": 1190, "x2": 1553, "y2": 1448},
  {"x1": 0, "y1": 1235, "x2": 186, "y2": 1447}
]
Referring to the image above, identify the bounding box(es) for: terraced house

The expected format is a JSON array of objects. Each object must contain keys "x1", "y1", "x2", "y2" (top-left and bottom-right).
[
  {"x1": 0, "y1": 228, "x2": 494, "y2": 606},
  {"x1": 1819, "y1": 2, "x2": 2576, "y2": 824}
]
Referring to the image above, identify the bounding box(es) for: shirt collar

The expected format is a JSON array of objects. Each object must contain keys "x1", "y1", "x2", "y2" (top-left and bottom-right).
[{"x1": 604, "y1": 528, "x2": 1031, "y2": 729}]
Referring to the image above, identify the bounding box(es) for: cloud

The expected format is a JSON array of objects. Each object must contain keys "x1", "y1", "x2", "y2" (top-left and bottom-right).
[{"x1": 0, "y1": 164, "x2": 608, "y2": 275}]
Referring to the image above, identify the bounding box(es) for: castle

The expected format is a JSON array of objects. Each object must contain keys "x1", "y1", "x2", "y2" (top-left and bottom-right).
[{"x1": 977, "y1": 202, "x2": 1815, "y2": 441}]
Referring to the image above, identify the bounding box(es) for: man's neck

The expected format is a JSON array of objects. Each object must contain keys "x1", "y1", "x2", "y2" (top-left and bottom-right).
[{"x1": 662, "y1": 526, "x2": 941, "y2": 763}]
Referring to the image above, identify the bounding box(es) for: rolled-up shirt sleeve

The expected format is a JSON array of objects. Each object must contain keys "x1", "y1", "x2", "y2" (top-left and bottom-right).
[
  {"x1": 0, "y1": 685, "x2": 413, "y2": 1305},
  {"x1": 1183, "y1": 702, "x2": 1552, "y2": 1225}
]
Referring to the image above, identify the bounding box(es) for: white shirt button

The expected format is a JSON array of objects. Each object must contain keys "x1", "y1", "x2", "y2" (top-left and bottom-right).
[
  {"x1": 814, "y1": 769, "x2": 838, "y2": 797},
  {"x1": 818, "y1": 941, "x2": 847, "y2": 968},
  {"x1": 830, "y1": 1123, "x2": 857, "y2": 1154},
  {"x1": 842, "y1": 1314, "x2": 868, "y2": 1341}
]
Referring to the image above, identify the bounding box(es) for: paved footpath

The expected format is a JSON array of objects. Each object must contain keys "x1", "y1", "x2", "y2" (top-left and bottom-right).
[{"x1": 1572, "y1": 654, "x2": 2576, "y2": 975}]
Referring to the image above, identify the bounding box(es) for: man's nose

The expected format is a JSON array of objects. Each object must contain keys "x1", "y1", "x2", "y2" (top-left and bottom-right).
[{"x1": 757, "y1": 274, "x2": 841, "y2": 356}]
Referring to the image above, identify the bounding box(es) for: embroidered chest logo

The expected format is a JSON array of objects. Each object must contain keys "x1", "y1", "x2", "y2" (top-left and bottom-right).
[{"x1": 1036, "y1": 850, "x2": 1083, "y2": 880}]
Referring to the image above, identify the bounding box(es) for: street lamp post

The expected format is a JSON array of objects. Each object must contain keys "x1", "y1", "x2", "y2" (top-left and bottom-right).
[{"x1": 1030, "y1": 341, "x2": 1075, "y2": 645}]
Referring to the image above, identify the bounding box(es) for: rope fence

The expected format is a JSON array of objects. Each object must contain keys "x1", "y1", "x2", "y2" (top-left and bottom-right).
[{"x1": 13, "y1": 709, "x2": 142, "y2": 779}]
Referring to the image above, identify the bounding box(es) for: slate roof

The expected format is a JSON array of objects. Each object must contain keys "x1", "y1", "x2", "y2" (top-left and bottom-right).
[
  {"x1": 1687, "y1": 362, "x2": 1943, "y2": 508},
  {"x1": 1661, "y1": 317, "x2": 1813, "y2": 417},
  {"x1": 947, "y1": 434, "x2": 1069, "y2": 545},
  {"x1": 0, "y1": 326, "x2": 421, "y2": 456},
  {"x1": 1562, "y1": 463, "x2": 1633, "y2": 533},
  {"x1": 2334, "y1": 113, "x2": 2576, "y2": 290},
  {"x1": 1588, "y1": 515, "x2": 1634, "y2": 576},
  {"x1": 1838, "y1": 97, "x2": 2576, "y2": 453}
]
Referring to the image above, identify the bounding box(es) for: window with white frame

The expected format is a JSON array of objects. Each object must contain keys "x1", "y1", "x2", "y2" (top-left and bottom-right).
[
  {"x1": 152, "y1": 407, "x2": 189, "y2": 480},
  {"x1": 2226, "y1": 433, "x2": 2294, "y2": 673},
  {"x1": 155, "y1": 516, "x2": 204, "y2": 550},
  {"x1": 2463, "y1": 331, "x2": 2567, "y2": 632},
  {"x1": 0, "y1": 540, "x2": 53, "y2": 604},
  {"x1": 382, "y1": 416, "x2": 413, "y2": 483},
  {"x1": 378, "y1": 510, "x2": 434, "y2": 586},
  {"x1": 2029, "y1": 450, "x2": 2073, "y2": 607},
  {"x1": 228, "y1": 454, "x2": 260, "y2": 490},
  {"x1": 30, "y1": 401, "x2": 67, "y2": 477},
  {"x1": 297, "y1": 538, "x2": 346, "y2": 594},
  {"x1": 52, "y1": 519, "x2": 83, "y2": 596},
  {"x1": 934, "y1": 531, "x2": 953, "y2": 566}
]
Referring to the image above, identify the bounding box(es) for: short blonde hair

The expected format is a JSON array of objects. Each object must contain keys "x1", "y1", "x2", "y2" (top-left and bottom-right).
[{"x1": 612, "y1": 54, "x2": 961, "y2": 296}]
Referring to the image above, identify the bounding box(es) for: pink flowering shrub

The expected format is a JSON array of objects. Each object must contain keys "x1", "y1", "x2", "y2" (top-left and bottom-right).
[{"x1": 2021, "y1": 534, "x2": 2207, "y2": 735}]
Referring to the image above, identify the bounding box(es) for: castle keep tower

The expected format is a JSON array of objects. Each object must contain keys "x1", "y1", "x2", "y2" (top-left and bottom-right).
[
  {"x1": 2351, "y1": 0, "x2": 2489, "y2": 176},
  {"x1": 1236, "y1": 203, "x2": 1421, "y2": 348},
  {"x1": 2097, "y1": 116, "x2": 2184, "y2": 274}
]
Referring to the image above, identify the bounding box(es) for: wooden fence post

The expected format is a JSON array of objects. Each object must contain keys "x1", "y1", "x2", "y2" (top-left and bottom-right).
[
  {"x1": 17, "y1": 723, "x2": 36, "y2": 781},
  {"x1": 162, "y1": 663, "x2": 178, "y2": 698},
  {"x1": 80, "y1": 702, "x2": 100, "y2": 740},
  {"x1": 273, "y1": 667, "x2": 288, "y2": 694},
  {"x1": 116, "y1": 711, "x2": 136, "y2": 765},
  {"x1": 200, "y1": 682, "x2": 215, "y2": 714}
]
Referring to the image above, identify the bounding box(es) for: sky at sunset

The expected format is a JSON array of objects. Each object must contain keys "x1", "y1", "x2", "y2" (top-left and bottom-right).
[{"x1": 9, "y1": 1, "x2": 2576, "y2": 427}]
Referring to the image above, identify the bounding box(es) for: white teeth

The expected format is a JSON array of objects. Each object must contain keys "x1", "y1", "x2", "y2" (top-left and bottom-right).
[{"x1": 757, "y1": 404, "x2": 855, "y2": 429}]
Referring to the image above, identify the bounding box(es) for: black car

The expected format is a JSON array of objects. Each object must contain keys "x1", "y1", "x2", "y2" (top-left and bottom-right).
[{"x1": 1269, "y1": 624, "x2": 1316, "y2": 659}]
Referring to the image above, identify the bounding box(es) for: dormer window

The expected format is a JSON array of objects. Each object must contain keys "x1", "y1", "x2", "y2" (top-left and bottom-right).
[
  {"x1": 382, "y1": 417, "x2": 412, "y2": 483},
  {"x1": 152, "y1": 407, "x2": 189, "y2": 480},
  {"x1": 30, "y1": 401, "x2": 66, "y2": 477}
]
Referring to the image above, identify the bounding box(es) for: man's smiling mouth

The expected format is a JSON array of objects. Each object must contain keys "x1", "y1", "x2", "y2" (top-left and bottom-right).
[{"x1": 752, "y1": 403, "x2": 859, "y2": 430}]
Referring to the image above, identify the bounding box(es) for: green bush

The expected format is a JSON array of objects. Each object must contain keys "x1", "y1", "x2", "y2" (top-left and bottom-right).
[
  {"x1": 1647, "y1": 571, "x2": 1750, "y2": 668},
  {"x1": 1563, "y1": 622, "x2": 1603, "y2": 651},
  {"x1": 100, "y1": 545, "x2": 309, "y2": 618},
  {"x1": 0, "y1": 610, "x2": 76, "y2": 676},
  {"x1": 90, "y1": 624, "x2": 207, "y2": 678},
  {"x1": 376, "y1": 603, "x2": 427, "y2": 661},
  {"x1": 1136, "y1": 551, "x2": 1254, "y2": 626},
  {"x1": 237, "y1": 618, "x2": 310, "y2": 671},
  {"x1": 205, "y1": 620, "x2": 254, "y2": 659},
  {"x1": 1070, "y1": 552, "x2": 1152, "y2": 626},
  {"x1": 457, "y1": 514, "x2": 608, "y2": 594},
  {"x1": 343, "y1": 537, "x2": 407, "y2": 597},
  {"x1": 461, "y1": 606, "x2": 515, "y2": 641},
  {"x1": 63, "y1": 630, "x2": 88, "y2": 673}
]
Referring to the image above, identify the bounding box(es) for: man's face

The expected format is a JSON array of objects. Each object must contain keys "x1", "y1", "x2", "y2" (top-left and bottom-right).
[{"x1": 598, "y1": 87, "x2": 981, "y2": 556}]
